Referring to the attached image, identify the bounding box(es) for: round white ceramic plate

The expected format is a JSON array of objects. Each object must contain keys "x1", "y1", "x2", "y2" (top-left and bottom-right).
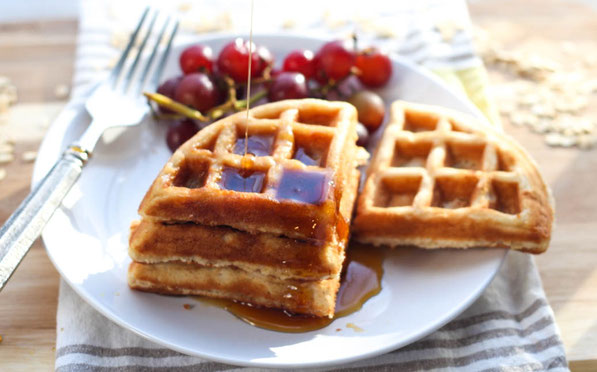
[{"x1": 33, "y1": 34, "x2": 507, "y2": 369}]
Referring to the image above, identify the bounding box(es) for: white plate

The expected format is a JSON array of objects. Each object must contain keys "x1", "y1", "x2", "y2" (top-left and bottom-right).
[{"x1": 33, "y1": 34, "x2": 506, "y2": 369}]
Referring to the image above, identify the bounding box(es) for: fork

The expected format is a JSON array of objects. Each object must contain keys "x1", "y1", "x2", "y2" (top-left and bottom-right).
[{"x1": 0, "y1": 8, "x2": 179, "y2": 292}]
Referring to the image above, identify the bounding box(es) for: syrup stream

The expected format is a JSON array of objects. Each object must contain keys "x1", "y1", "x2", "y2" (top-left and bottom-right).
[{"x1": 243, "y1": 0, "x2": 255, "y2": 159}]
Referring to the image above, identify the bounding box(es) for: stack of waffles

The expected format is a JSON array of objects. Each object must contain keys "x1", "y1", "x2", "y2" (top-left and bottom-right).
[
  {"x1": 128, "y1": 99, "x2": 365, "y2": 317},
  {"x1": 353, "y1": 101, "x2": 554, "y2": 253}
]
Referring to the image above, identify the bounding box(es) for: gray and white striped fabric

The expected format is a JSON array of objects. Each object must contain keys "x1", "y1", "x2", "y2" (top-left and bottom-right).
[{"x1": 55, "y1": 0, "x2": 568, "y2": 370}]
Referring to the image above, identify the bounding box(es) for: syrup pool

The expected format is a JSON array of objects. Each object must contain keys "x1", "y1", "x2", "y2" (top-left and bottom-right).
[{"x1": 195, "y1": 243, "x2": 384, "y2": 333}]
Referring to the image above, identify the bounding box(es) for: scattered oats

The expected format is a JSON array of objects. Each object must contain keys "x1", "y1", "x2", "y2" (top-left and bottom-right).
[
  {"x1": 577, "y1": 119, "x2": 595, "y2": 134},
  {"x1": 54, "y1": 84, "x2": 70, "y2": 99},
  {"x1": 499, "y1": 101, "x2": 516, "y2": 115},
  {"x1": 0, "y1": 168, "x2": 6, "y2": 181},
  {"x1": 531, "y1": 104, "x2": 556, "y2": 118},
  {"x1": 577, "y1": 134, "x2": 597, "y2": 149},
  {"x1": 182, "y1": 12, "x2": 233, "y2": 34},
  {"x1": 545, "y1": 133, "x2": 577, "y2": 147},
  {"x1": 530, "y1": 120, "x2": 551, "y2": 134},
  {"x1": 509, "y1": 111, "x2": 537, "y2": 127},
  {"x1": 373, "y1": 25, "x2": 398, "y2": 39},
  {"x1": 0, "y1": 76, "x2": 18, "y2": 113},
  {"x1": 578, "y1": 79, "x2": 597, "y2": 94},
  {"x1": 555, "y1": 96, "x2": 588, "y2": 114},
  {"x1": 0, "y1": 153, "x2": 14, "y2": 164},
  {"x1": 22, "y1": 151, "x2": 37, "y2": 163},
  {"x1": 552, "y1": 115, "x2": 574, "y2": 132},
  {"x1": 0, "y1": 143, "x2": 13, "y2": 154},
  {"x1": 519, "y1": 94, "x2": 541, "y2": 107},
  {"x1": 178, "y1": 2, "x2": 192, "y2": 12}
]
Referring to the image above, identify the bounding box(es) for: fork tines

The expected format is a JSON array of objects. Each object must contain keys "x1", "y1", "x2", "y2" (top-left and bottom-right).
[{"x1": 110, "y1": 7, "x2": 179, "y2": 95}]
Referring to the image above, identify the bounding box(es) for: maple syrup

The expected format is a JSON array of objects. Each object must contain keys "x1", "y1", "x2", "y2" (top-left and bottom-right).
[
  {"x1": 293, "y1": 146, "x2": 321, "y2": 166},
  {"x1": 276, "y1": 169, "x2": 329, "y2": 205},
  {"x1": 241, "y1": 0, "x2": 255, "y2": 169},
  {"x1": 234, "y1": 134, "x2": 274, "y2": 157},
  {"x1": 219, "y1": 166, "x2": 264, "y2": 193},
  {"x1": 195, "y1": 243, "x2": 384, "y2": 333}
]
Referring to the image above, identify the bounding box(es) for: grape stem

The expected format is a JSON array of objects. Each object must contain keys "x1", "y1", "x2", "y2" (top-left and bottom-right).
[
  {"x1": 143, "y1": 92, "x2": 210, "y2": 121},
  {"x1": 144, "y1": 88, "x2": 268, "y2": 123}
]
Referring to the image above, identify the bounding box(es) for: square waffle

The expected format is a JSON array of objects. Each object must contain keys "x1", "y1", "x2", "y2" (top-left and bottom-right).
[
  {"x1": 129, "y1": 99, "x2": 365, "y2": 317},
  {"x1": 128, "y1": 261, "x2": 340, "y2": 318},
  {"x1": 129, "y1": 164, "x2": 361, "y2": 282},
  {"x1": 138, "y1": 99, "x2": 361, "y2": 243},
  {"x1": 353, "y1": 100, "x2": 554, "y2": 253}
]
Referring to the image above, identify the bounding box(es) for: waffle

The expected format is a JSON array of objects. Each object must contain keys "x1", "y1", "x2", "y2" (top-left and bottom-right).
[
  {"x1": 128, "y1": 261, "x2": 339, "y2": 318},
  {"x1": 138, "y1": 99, "x2": 361, "y2": 243},
  {"x1": 129, "y1": 99, "x2": 365, "y2": 317},
  {"x1": 129, "y1": 164, "x2": 360, "y2": 281},
  {"x1": 353, "y1": 100, "x2": 554, "y2": 253}
]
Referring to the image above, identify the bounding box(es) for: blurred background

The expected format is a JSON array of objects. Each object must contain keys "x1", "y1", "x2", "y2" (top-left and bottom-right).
[{"x1": 0, "y1": 0, "x2": 596, "y2": 371}]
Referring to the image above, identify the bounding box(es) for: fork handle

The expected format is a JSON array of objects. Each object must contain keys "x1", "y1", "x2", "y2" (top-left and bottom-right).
[{"x1": 0, "y1": 147, "x2": 88, "y2": 292}]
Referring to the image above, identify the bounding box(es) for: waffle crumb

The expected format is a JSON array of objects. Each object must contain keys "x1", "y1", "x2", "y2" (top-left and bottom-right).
[{"x1": 346, "y1": 323, "x2": 364, "y2": 332}]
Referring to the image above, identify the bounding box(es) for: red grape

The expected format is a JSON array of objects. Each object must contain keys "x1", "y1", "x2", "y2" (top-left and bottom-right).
[
  {"x1": 156, "y1": 76, "x2": 182, "y2": 114},
  {"x1": 283, "y1": 50, "x2": 316, "y2": 79},
  {"x1": 217, "y1": 38, "x2": 263, "y2": 83},
  {"x1": 256, "y1": 45, "x2": 274, "y2": 74},
  {"x1": 179, "y1": 44, "x2": 214, "y2": 74},
  {"x1": 268, "y1": 72, "x2": 308, "y2": 102},
  {"x1": 348, "y1": 91, "x2": 385, "y2": 133},
  {"x1": 174, "y1": 73, "x2": 219, "y2": 112},
  {"x1": 355, "y1": 48, "x2": 393, "y2": 87},
  {"x1": 166, "y1": 119, "x2": 199, "y2": 152},
  {"x1": 356, "y1": 122, "x2": 370, "y2": 147},
  {"x1": 317, "y1": 40, "x2": 355, "y2": 81},
  {"x1": 311, "y1": 52, "x2": 328, "y2": 85},
  {"x1": 270, "y1": 68, "x2": 282, "y2": 77}
]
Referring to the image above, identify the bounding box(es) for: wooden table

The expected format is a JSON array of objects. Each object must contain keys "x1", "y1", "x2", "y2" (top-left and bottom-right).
[{"x1": 0, "y1": 1, "x2": 595, "y2": 370}]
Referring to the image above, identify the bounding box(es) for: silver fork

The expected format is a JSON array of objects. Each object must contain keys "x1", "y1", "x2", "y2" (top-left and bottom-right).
[{"x1": 0, "y1": 8, "x2": 179, "y2": 291}]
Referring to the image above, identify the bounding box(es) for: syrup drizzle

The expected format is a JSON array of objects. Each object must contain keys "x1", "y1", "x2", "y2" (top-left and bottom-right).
[
  {"x1": 194, "y1": 243, "x2": 384, "y2": 333},
  {"x1": 242, "y1": 0, "x2": 255, "y2": 162}
]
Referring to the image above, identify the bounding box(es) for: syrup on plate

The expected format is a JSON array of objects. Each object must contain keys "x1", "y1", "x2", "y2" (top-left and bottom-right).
[{"x1": 195, "y1": 243, "x2": 384, "y2": 333}]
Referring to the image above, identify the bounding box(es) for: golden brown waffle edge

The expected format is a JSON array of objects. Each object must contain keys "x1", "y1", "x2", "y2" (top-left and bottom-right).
[{"x1": 353, "y1": 100, "x2": 554, "y2": 253}]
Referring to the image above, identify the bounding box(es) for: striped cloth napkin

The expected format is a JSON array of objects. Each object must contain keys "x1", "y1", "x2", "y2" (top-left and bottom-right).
[{"x1": 55, "y1": 0, "x2": 568, "y2": 370}]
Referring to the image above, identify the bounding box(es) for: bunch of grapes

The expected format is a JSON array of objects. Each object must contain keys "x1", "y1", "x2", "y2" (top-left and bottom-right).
[{"x1": 152, "y1": 38, "x2": 393, "y2": 151}]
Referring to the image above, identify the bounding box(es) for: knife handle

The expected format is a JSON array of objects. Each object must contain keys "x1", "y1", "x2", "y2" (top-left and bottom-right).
[{"x1": 0, "y1": 147, "x2": 88, "y2": 292}]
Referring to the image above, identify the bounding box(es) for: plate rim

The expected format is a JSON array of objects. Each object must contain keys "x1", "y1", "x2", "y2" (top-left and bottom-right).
[{"x1": 34, "y1": 32, "x2": 507, "y2": 368}]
